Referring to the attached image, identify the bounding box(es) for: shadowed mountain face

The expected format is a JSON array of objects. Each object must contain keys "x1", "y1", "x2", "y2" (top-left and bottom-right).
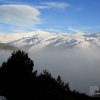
[{"x1": 0, "y1": 43, "x2": 19, "y2": 51}]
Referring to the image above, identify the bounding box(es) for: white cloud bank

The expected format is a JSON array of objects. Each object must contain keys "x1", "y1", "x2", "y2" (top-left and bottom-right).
[
  {"x1": 29, "y1": 48, "x2": 100, "y2": 95},
  {"x1": 0, "y1": 5, "x2": 41, "y2": 26}
]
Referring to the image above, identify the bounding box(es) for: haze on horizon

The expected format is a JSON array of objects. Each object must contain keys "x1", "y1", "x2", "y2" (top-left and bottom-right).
[{"x1": 0, "y1": 48, "x2": 100, "y2": 95}]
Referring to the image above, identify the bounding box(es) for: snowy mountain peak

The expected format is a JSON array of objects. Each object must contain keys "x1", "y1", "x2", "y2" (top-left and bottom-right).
[{"x1": 0, "y1": 31, "x2": 100, "y2": 53}]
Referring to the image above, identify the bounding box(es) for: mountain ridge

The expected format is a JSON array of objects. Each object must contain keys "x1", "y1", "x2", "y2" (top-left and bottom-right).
[{"x1": 0, "y1": 30, "x2": 100, "y2": 53}]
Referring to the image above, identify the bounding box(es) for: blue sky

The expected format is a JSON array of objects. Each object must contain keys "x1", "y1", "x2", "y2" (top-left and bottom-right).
[{"x1": 0, "y1": 0, "x2": 100, "y2": 34}]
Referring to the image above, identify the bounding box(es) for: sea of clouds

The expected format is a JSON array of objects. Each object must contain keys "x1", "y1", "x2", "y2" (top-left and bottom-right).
[{"x1": 0, "y1": 48, "x2": 100, "y2": 95}]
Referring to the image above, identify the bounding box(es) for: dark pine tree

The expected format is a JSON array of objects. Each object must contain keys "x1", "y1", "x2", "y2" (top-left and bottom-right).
[
  {"x1": 0, "y1": 50, "x2": 90, "y2": 100},
  {"x1": 0, "y1": 50, "x2": 34, "y2": 100}
]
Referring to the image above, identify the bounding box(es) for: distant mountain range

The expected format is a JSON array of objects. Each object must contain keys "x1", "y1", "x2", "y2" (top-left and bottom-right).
[{"x1": 0, "y1": 30, "x2": 100, "y2": 53}]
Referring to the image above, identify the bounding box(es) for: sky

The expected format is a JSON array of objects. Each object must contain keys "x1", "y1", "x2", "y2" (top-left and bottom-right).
[{"x1": 0, "y1": 0, "x2": 100, "y2": 34}]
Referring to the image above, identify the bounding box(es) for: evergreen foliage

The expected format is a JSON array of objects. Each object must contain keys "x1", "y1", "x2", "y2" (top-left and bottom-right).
[
  {"x1": 0, "y1": 50, "x2": 34, "y2": 100},
  {"x1": 0, "y1": 50, "x2": 92, "y2": 100}
]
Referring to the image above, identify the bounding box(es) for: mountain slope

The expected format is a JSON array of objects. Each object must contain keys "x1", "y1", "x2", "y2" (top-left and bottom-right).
[
  {"x1": 0, "y1": 43, "x2": 19, "y2": 51},
  {"x1": 0, "y1": 30, "x2": 100, "y2": 53}
]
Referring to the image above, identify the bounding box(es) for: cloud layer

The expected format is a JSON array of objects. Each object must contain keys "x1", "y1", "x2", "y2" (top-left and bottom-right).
[
  {"x1": 0, "y1": 5, "x2": 41, "y2": 26},
  {"x1": 29, "y1": 48, "x2": 100, "y2": 95},
  {"x1": 0, "y1": 48, "x2": 100, "y2": 95},
  {"x1": 0, "y1": 48, "x2": 100, "y2": 94},
  {"x1": 41, "y1": 2, "x2": 70, "y2": 9}
]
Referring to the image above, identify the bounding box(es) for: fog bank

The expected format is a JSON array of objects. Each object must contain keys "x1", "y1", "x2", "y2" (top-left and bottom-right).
[{"x1": 0, "y1": 48, "x2": 100, "y2": 95}]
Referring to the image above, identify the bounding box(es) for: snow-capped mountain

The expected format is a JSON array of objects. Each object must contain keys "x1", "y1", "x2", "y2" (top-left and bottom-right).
[{"x1": 0, "y1": 30, "x2": 100, "y2": 53}]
